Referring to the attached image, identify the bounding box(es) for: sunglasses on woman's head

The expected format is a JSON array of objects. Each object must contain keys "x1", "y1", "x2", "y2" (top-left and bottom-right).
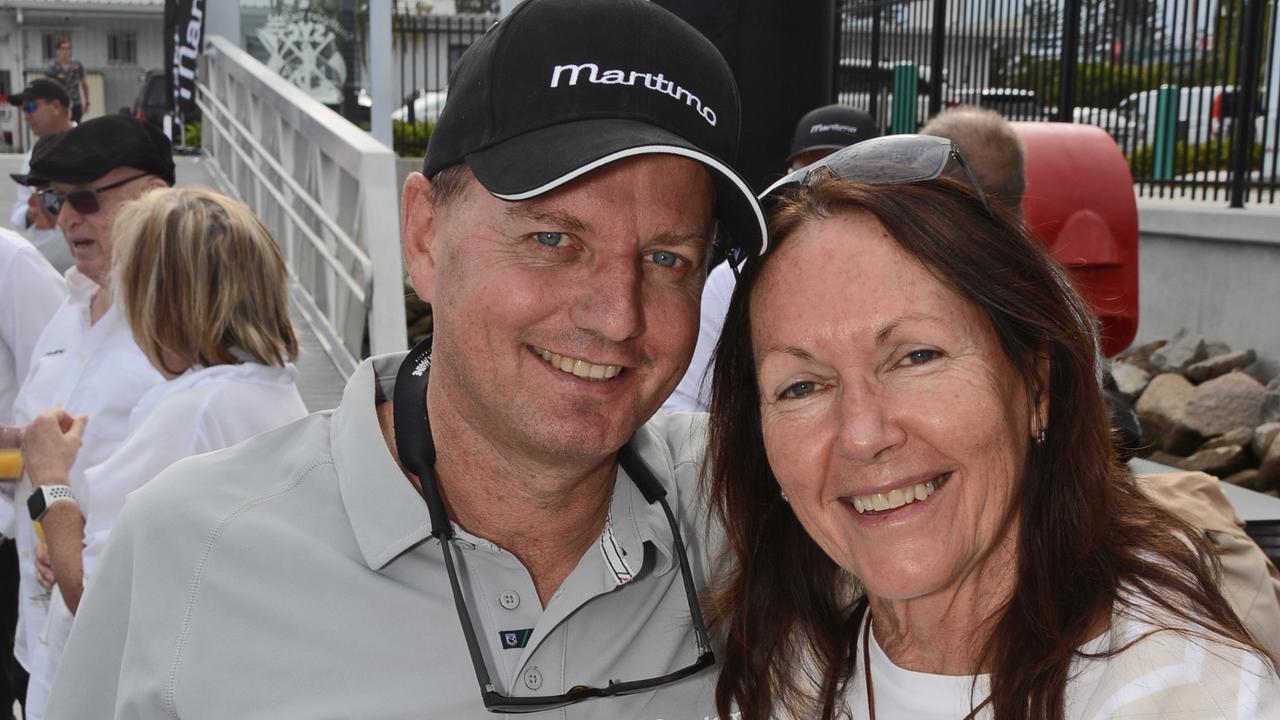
[
  {"x1": 37, "y1": 172, "x2": 150, "y2": 217},
  {"x1": 725, "y1": 135, "x2": 993, "y2": 269}
]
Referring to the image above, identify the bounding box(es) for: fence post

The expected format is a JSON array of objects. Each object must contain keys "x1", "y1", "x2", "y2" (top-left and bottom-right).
[
  {"x1": 1229, "y1": 0, "x2": 1266, "y2": 208},
  {"x1": 869, "y1": 6, "x2": 881, "y2": 123},
  {"x1": 1056, "y1": 0, "x2": 1082, "y2": 122},
  {"x1": 928, "y1": 0, "x2": 946, "y2": 119},
  {"x1": 1153, "y1": 84, "x2": 1179, "y2": 180},
  {"x1": 892, "y1": 62, "x2": 919, "y2": 134}
]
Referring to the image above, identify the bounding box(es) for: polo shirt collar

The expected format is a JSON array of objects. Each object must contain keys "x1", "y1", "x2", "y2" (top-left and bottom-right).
[
  {"x1": 332, "y1": 353, "x2": 435, "y2": 570},
  {"x1": 331, "y1": 353, "x2": 681, "y2": 576}
]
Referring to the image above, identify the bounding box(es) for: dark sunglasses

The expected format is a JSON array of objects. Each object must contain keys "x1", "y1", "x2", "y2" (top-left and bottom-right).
[
  {"x1": 37, "y1": 173, "x2": 150, "y2": 217},
  {"x1": 393, "y1": 339, "x2": 716, "y2": 713},
  {"x1": 21, "y1": 101, "x2": 38, "y2": 113},
  {"x1": 726, "y1": 134, "x2": 993, "y2": 269}
]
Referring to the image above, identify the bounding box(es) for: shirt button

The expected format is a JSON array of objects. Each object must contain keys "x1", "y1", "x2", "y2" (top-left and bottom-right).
[
  {"x1": 523, "y1": 667, "x2": 543, "y2": 691},
  {"x1": 498, "y1": 590, "x2": 520, "y2": 610}
]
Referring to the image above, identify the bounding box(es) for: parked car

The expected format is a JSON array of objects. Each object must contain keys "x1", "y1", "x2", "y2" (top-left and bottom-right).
[
  {"x1": 1117, "y1": 85, "x2": 1263, "y2": 148},
  {"x1": 946, "y1": 88, "x2": 1047, "y2": 120},
  {"x1": 391, "y1": 89, "x2": 448, "y2": 124},
  {"x1": 131, "y1": 69, "x2": 202, "y2": 130}
]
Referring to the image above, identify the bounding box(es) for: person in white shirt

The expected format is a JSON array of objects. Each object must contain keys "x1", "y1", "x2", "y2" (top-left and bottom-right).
[
  {"x1": 0, "y1": 229, "x2": 64, "y2": 428},
  {"x1": 7, "y1": 79, "x2": 73, "y2": 273},
  {"x1": 5, "y1": 115, "x2": 173, "y2": 720},
  {"x1": 703, "y1": 137, "x2": 1278, "y2": 719},
  {"x1": 22, "y1": 187, "x2": 308, "y2": 695}
]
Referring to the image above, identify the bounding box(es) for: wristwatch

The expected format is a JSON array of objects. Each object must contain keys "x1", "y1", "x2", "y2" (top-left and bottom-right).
[{"x1": 27, "y1": 485, "x2": 75, "y2": 522}]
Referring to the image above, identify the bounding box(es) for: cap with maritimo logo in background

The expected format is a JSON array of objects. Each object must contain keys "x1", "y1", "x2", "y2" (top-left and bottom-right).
[
  {"x1": 786, "y1": 104, "x2": 880, "y2": 166},
  {"x1": 9, "y1": 78, "x2": 70, "y2": 108},
  {"x1": 424, "y1": 0, "x2": 766, "y2": 257}
]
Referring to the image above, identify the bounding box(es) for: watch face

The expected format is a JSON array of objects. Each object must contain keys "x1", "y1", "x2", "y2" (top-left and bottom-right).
[{"x1": 27, "y1": 489, "x2": 46, "y2": 522}]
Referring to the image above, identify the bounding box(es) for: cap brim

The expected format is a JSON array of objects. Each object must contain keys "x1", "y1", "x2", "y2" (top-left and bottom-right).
[
  {"x1": 9, "y1": 172, "x2": 46, "y2": 187},
  {"x1": 465, "y1": 118, "x2": 767, "y2": 257}
]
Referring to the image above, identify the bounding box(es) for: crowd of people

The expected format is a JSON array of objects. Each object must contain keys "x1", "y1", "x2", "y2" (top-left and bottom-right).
[{"x1": 1, "y1": 0, "x2": 1278, "y2": 717}]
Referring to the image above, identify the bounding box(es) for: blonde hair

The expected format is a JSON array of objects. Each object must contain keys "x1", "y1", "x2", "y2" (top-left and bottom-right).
[{"x1": 112, "y1": 187, "x2": 299, "y2": 373}]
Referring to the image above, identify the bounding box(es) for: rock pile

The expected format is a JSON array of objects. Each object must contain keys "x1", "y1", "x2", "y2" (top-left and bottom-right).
[{"x1": 1116, "y1": 329, "x2": 1280, "y2": 496}]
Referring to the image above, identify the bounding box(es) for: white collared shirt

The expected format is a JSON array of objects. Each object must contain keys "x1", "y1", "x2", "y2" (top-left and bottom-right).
[
  {"x1": 26, "y1": 359, "x2": 308, "y2": 718},
  {"x1": 10, "y1": 275, "x2": 162, "y2": 720},
  {"x1": 0, "y1": 228, "x2": 65, "y2": 427}
]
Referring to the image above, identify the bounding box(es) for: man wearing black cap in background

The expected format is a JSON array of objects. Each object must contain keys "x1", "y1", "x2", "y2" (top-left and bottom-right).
[
  {"x1": 664, "y1": 103, "x2": 880, "y2": 412},
  {"x1": 7, "y1": 79, "x2": 74, "y2": 273},
  {"x1": 7, "y1": 115, "x2": 170, "y2": 720},
  {"x1": 49, "y1": 1, "x2": 762, "y2": 717}
]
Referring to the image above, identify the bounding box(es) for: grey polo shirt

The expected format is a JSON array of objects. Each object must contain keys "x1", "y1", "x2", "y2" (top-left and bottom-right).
[{"x1": 47, "y1": 353, "x2": 722, "y2": 720}]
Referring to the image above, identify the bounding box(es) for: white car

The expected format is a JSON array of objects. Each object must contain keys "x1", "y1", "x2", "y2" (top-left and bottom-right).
[{"x1": 391, "y1": 90, "x2": 448, "y2": 123}]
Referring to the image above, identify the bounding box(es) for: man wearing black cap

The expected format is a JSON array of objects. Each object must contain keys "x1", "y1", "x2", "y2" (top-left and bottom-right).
[
  {"x1": 7, "y1": 79, "x2": 74, "y2": 273},
  {"x1": 785, "y1": 103, "x2": 880, "y2": 171},
  {"x1": 49, "y1": 1, "x2": 761, "y2": 717},
  {"x1": 9, "y1": 115, "x2": 169, "y2": 720}
]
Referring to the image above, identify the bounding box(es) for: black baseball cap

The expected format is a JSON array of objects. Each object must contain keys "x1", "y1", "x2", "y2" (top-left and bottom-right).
[
  {"x1": 26, "y1": 115, "x2": 175, "y2": 187},
  {"x1": 424, "y1": 0, "x2": 766, "y2": 256},
  {"x1": 10, "y1": 78, "x2": 70, "y2": 108},
  {"x1": 9, "y1": 134, "x2": 64, "y2": 187},
  {"x1": 786, "y1": 104, "x2": 880, "y2": 166}
]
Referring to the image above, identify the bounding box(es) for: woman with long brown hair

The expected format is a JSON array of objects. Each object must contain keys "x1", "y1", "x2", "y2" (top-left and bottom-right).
[{"x1": 706, "y1": 135, "x2": 1278, "y2": 719}]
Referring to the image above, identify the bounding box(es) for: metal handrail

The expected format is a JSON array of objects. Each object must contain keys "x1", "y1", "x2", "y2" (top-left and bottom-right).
[{"x1": 198, "y1": 34, "x2": 406, "y2": 375}]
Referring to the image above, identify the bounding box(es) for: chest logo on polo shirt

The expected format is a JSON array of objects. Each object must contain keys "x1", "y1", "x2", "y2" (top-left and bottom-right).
[{"x1": 499, "y1": 628, "x2": 533, "y2": 650}]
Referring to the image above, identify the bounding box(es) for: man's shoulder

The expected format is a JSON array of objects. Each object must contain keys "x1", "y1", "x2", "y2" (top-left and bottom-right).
[{"x1": 124, "y1": 411, "x2": 339, "y2": 536}]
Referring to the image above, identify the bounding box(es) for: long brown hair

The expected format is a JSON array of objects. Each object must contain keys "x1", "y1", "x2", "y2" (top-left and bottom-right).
[{"x1": 706, "y1": 174, "x2": 1271, "y2": 720}]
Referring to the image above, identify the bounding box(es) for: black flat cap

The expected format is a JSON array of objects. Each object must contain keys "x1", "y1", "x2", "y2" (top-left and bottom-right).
[
  {"x1": 10, "y1": 134, "x2": 66, "y2": 187},
  {"x1": 28, "y1": 115, "x2": 175, "y2": 187}
]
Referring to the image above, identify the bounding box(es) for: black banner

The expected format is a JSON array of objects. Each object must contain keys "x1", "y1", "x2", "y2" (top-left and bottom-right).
[{"x1": 164, "y1": 0, "x2": 206, "y2": 141}]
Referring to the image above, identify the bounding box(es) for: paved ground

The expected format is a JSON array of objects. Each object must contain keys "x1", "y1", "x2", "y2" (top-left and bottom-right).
[{"x1": 0, "y1": 152, "x2": 347, "y2": 412}]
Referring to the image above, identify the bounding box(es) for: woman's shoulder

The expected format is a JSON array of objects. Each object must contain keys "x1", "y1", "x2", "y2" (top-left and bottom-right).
[{"x1": 1067, "y1": 609, "x2": 1278, "y2": 719}]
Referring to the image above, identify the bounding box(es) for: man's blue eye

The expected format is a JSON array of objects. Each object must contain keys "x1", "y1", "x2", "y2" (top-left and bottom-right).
[
  {"x1": 534, "y1": 232, "x2": 564, "y2": 246},
  {"x1": 651, "y1": 250, "x2": 678, "y2": 267}
]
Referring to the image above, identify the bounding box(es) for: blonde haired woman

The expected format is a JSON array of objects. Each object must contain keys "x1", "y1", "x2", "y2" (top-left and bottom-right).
[{"x1": 21, "y1": 187, "x2": 308, "y2": 699}]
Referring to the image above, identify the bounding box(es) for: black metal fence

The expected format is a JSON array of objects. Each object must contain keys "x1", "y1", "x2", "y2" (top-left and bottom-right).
[
  {"x1": 391, "y1": 8, "x2": 494, "y2": 156},
  {"x1": 835, "y1": 0, "x2": 1279, "y2": 206}
]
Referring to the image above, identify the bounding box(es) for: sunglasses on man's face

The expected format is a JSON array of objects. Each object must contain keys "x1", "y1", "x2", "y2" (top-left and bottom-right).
[
  {"x1": 37, "y1": 173, "x2": 149, "y2": 217},
  {"x1": 21, "y1": 102, "x2": 38, "y2": 114}
]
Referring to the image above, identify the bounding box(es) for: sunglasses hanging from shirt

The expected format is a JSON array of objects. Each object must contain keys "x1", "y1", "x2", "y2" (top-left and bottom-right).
[
  {"x1": 392, "y1": 336, "x2": 716, "y2": 713},
  {"x1": 36, "y1": 172, "x2": 151, "y2": 217}
]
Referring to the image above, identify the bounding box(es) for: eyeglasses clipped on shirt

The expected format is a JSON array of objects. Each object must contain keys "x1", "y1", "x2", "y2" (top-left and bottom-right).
[
  {"x1": 36, "y1": 172, "x2": 150, "y2": 217},
  {"x1": 392, "y1": 339, "x2": 716, "y2": 713}
]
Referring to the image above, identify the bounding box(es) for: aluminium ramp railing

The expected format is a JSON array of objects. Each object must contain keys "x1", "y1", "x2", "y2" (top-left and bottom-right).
[{"x1": 196, "y1": 34, "x2": 406, "y2": 377}]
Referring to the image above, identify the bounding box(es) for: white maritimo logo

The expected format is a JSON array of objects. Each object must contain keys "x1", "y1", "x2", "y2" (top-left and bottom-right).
[{"x1": 549, "y1": 63, "x2": 718, "y2": 127}]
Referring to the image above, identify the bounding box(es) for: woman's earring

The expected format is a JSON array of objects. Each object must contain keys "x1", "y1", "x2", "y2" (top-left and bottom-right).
[{"x1": 1034, "y1": 424, "x2": 1046, "y2": 446}]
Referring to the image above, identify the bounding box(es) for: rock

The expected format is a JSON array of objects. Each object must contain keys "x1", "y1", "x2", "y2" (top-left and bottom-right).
[
  {"x1": 1186, "y1": 349, "x2": 1256, "y2": 383},
  {"x1": 1111, "y1": 362, "x2": 1152, "y2": 398},
  {"x1": 1222, "y1": 469, "x2": 1266, "y2": 491},
  {"x1": 1135, "y1": 373, "x2": 1200, "y2": 454},
  {"x1": 1182, "y1": 372, "x2": 1265, "y2": 439},
  {"x1": 1253, "y1": 422, "x2": 1280, "y2": 460},
  {"x1": 1122, "y1": 339, "x2": 1167, "y2": 375},
  {"x1": 1263, "y1": 385, "x2": 1280, "y2": 424},
  {"x1": 1180, "y1": 445, "x2": 1250, "y2": 477},
  {"x1": 1143, "y1": 450, "x2": 1187, "y2": 469},
  {"x1": 1268, "y1": 376, "x2": 1280, "y2": 392},
  {"x1": 1203, "y1": 339, "x2": 1232, "y2": 358},
  {"x1": 1198, "y1": 427, "x2": 1254, "y2": 453},
  {"x1": 1149, "y1": 329, "x2": 1207, "y2": 374},
  {"x1": 1257, "y1": 435, "x2": 1280, "y2": 491}
]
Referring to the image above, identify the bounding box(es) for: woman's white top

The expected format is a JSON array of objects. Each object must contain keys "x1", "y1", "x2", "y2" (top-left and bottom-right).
[
  {"x1": 837, "y1": 606, "x2": 1279, "y2": 720},
  {"x1": 27, "y1": 360, "x2": 308, "y2": 720}
]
